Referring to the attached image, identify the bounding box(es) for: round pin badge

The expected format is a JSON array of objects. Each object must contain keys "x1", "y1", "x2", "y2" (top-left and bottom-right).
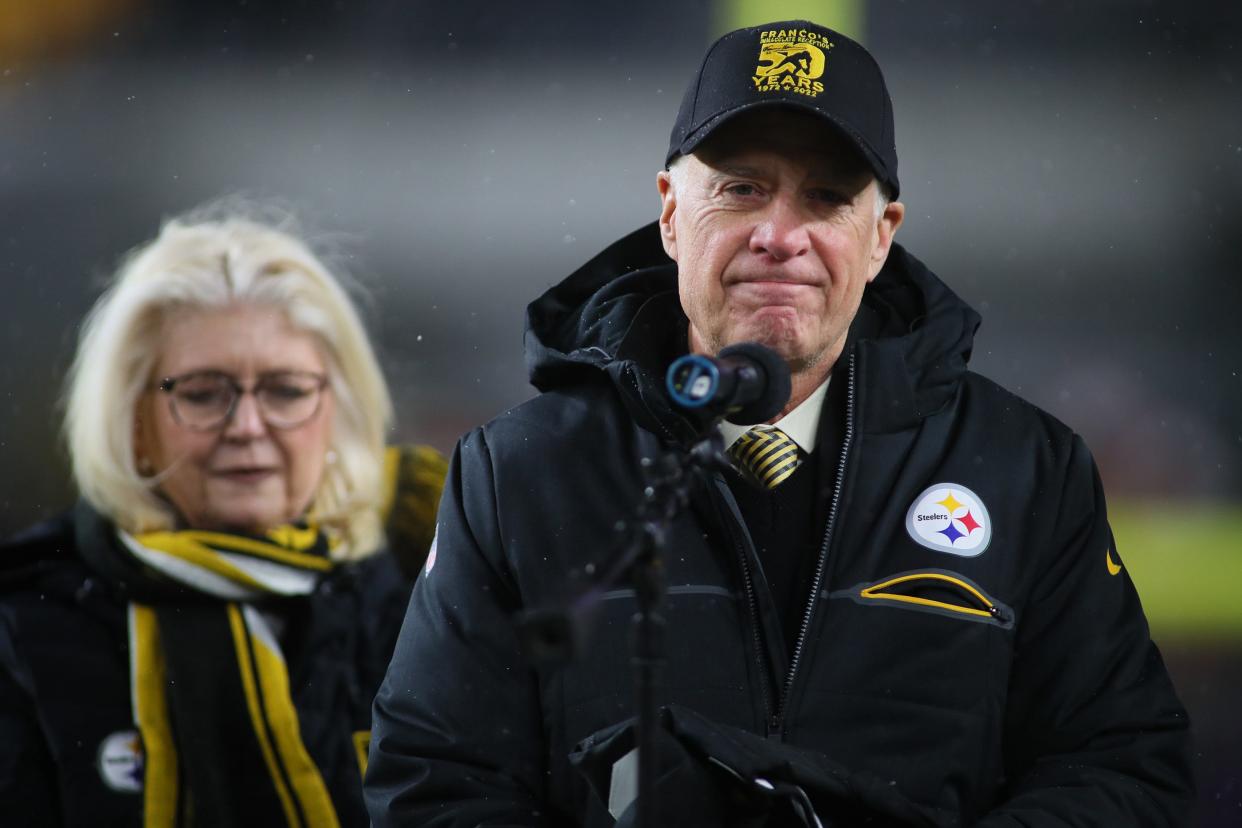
[
  {"x1": 905, "y1": 483, "x2": 992, "y2": 557},
  {"x1": 97, "y1": 729, "x2": 144, "y2": 793}
]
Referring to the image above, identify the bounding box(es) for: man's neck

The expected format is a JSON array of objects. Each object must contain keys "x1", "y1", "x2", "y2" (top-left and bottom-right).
[
  {"x1": 771, "y1": 364, "x2": 832, "y2": 422},
  {"x1": 770, "y1": 336, "x2": 846, "y2": 421}
]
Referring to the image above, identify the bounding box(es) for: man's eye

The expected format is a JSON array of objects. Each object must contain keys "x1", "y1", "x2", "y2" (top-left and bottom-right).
[
  {"x1": 725, "y1": 183, "x2": 758, "y2": 197},
  {"x1": 808, "y1": 189, "x2": 847, "y2": 205}
]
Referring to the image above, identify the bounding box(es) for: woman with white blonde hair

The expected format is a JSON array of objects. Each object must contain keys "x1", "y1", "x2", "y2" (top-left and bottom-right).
[{"x1": 0, "y1": 203, "x2": 445, "y2": 826}]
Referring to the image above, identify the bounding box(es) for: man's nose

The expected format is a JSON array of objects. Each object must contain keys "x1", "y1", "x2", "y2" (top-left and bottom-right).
[
  {"x1": 223, "y1": 391, "x2": 267, "y2": 439},
  {"x1": 749, "y1": 197, "x2": 810, "y2": 261}
]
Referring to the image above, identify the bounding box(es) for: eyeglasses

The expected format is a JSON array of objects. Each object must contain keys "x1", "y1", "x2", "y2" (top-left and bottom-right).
[{"x1": 157, "y1": 370, "x2": 329, "y2": 431}]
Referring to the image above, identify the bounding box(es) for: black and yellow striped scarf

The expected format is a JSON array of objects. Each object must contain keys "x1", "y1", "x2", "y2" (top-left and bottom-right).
[{"x1": 121, "y1": 526, "x2": 341, "y2": 828}]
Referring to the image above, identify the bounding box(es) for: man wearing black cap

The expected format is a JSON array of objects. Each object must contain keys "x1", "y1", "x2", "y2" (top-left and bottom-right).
[{"x1": 366, "y1": 21, "x2": 1193, "y2": 827}]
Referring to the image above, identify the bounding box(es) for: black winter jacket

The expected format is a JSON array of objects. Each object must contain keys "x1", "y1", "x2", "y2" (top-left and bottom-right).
[
  {"x1": 366, "y1": 224, "x2": 1193, "y2": 826},
  {"x1": 0, "y1": 504, "x2": 411, "y2": 827}
]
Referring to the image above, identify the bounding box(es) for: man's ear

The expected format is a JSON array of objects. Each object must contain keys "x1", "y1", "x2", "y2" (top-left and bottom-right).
[
  {"x1": 656, "y1": 170, "x2": 678, "y2": 261},
  {"x1": 867, "y1": 198, "x2": 905, "y2": 282}
]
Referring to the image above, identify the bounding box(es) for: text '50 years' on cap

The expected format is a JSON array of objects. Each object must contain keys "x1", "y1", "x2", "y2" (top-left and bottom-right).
[{"x1": 666, "y1": 20, "x2": 900, "y2": 198}]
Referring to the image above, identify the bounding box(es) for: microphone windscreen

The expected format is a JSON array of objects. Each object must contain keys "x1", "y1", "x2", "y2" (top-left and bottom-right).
[{"x1": 719, "y1": 342, "x2": 791, "y2": 424}]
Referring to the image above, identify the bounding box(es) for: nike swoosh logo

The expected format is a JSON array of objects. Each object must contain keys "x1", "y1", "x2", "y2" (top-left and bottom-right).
[{"x1": 1106, "y1": 546, "x2": 1122, "y2": 576}]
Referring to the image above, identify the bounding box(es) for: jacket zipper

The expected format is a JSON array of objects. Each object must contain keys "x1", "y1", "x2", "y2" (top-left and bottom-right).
[{"x1": 774, "y1": 352, "x2": 857, "y2": 737}]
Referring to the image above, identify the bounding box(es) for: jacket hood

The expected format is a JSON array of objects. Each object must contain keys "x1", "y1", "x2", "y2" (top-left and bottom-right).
[{"x1": 524, "y1": 222, "x2": 980, "y2": 436}]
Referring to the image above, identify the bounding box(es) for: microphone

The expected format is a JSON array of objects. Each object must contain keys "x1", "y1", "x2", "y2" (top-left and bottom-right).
[{"x1": 665, "y1": 342, "x2": 791, "y2": 425}]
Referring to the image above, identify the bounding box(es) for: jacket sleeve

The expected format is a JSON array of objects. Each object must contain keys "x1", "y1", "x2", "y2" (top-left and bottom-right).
[
  {"x1": 977, "y1": 436, "x2": 1194, "y2": 826},
  {"x1": 364, "y1": 429, "x2": 552, "y2": 827},
  {"x1": 0, "y1": 608, "x2": 62, "y2": 823}
]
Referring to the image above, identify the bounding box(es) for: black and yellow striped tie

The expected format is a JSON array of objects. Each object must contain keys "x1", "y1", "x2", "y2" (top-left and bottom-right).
[{"x1": 729, "y1": 426, "x2": 803, "y2": 488}]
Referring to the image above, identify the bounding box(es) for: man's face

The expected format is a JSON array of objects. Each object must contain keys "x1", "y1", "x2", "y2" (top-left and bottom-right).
[{"x1": 657, "y1": 109, "x2": 903, "y2": 373}]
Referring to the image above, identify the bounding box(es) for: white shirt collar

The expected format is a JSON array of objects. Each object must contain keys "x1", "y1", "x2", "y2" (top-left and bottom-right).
[{"x1": 718, "y1": 375, "x2": 831, "y2": 454}]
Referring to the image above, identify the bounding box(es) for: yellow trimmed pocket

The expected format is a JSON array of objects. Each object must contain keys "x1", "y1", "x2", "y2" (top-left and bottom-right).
[{"x1": 836, "y1": 570, "x2": 1013, "y2": 628}]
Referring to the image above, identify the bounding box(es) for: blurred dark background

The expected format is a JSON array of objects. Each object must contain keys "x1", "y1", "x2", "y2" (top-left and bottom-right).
[{"x1": 2, "y1": 0, "x2": 1239, "y2": 822}]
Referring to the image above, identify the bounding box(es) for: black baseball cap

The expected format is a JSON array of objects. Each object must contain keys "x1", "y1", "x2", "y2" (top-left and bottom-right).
[{"x1": 666, "y1": 20, "x2": 899, "y2": 198}]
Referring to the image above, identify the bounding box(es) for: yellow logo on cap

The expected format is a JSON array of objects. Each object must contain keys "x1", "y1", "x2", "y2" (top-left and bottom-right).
[{"x1": 753, "y1": 29, "x2": 833, "y2": 98}]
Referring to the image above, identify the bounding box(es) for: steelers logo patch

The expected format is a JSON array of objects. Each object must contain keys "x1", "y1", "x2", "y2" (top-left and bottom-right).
[{"x1": 905, "y1": 483, "x2": 992, "y2": 557}]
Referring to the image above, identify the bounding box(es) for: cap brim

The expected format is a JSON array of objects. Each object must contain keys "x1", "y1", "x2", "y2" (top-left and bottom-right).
[{"x1": 669, "y1": 99, "x2": 897, "y2": 198}]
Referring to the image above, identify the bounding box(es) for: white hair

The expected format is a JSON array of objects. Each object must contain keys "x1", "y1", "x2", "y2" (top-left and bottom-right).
[
  {"x1": 873, "y1": 184, "x2": 891, "y2": 219},
  {"x1": 64, "y1": 200, "x2": 394, "y2": 560}
]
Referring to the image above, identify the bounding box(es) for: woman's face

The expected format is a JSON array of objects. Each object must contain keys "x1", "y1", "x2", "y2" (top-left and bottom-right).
[{"x1": 137, "y1": 305, "x2": 335, "y2": 534}]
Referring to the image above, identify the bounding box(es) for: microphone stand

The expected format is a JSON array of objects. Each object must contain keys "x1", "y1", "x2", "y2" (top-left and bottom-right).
[{"x1": 518, "y1": 429, "x2": 730, "y2": 828}]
